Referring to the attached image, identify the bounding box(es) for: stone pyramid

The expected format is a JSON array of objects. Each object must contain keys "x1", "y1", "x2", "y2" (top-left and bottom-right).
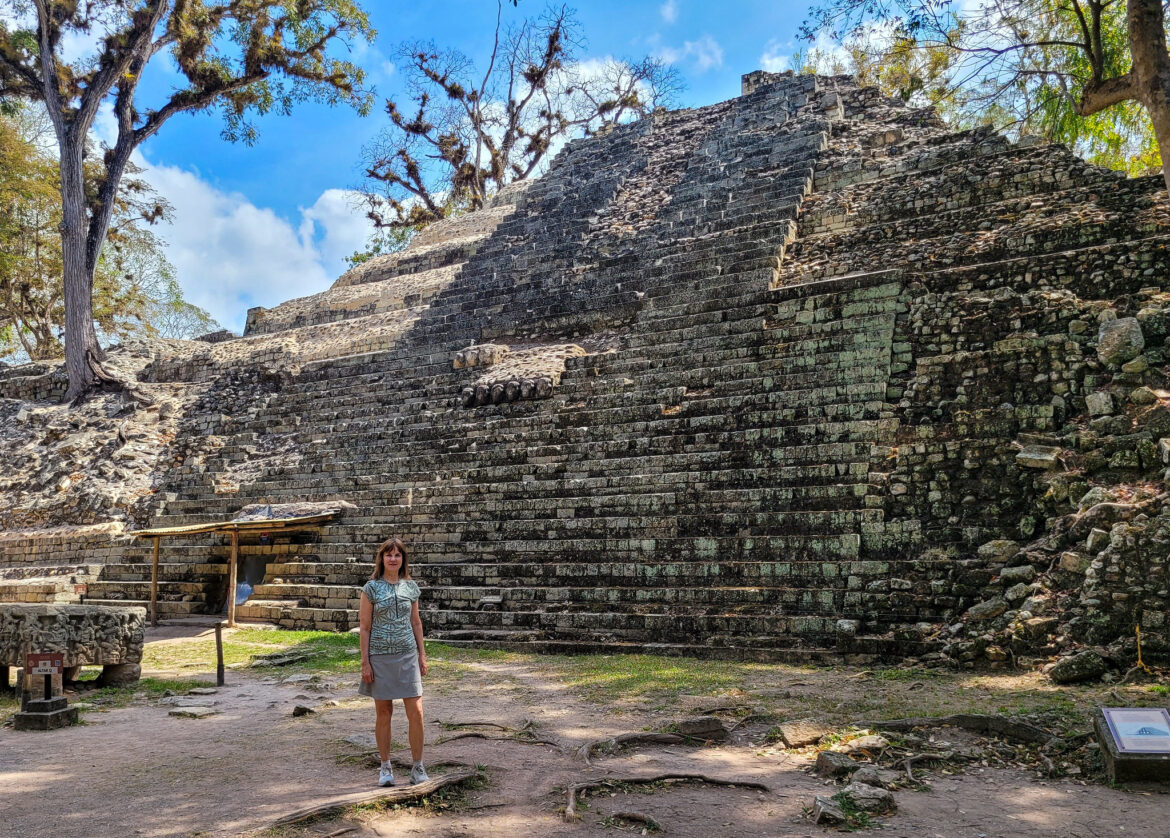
[{"x1": 2, "y1": 70, "x2": 1167, "y2": 665}]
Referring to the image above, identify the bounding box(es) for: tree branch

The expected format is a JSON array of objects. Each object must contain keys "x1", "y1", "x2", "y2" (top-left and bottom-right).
[{"x1": 1078, "y1": 71, "x2": 1137, "y2": 115}]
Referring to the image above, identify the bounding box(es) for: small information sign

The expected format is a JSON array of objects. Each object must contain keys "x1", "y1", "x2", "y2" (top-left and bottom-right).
[
  {"x1": 25, "y1": 653, "x2": 64, "y2": 676},
  {"x1": 1101, "y1": 707, "x2": 1170, "y2": 754}
]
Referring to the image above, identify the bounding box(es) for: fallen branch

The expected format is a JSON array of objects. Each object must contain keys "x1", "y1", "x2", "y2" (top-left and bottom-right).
[
  {"x1": 564, "y1": 773, "x2": 770, "y2": 821},
  {"x1": 270, "y1": 767, "x2": 478, "y2": 827},
  {"x1": 578, "y1": 732, "x2": 706, "y2": 765},
  {"x1": 852, "y1": 714, "x2": 1058, "y2": 746}
]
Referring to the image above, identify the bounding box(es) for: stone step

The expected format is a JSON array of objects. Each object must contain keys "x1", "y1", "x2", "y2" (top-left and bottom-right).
[
  {"x1": 81, "y1": 598, "x2": 209, "y2": 616},
  {"x1": 802, "y1": 144, "x2": 1100, "y2": 232},
  {"x1": 155, "y1": 460, "x2": 878, "y2": 517},
  {"x1": 311, "y1": 532, "x2": 866, "y2": 562},
  {"x1": 424, "y1": 584, "x2": 877, "y2": 613},
  {"x1": 233, "y1": 601, "x2": 358, "y2": 630},
  {"x1": 85, "y1": 580, "x2": 213, "y2": 600},
  {"x1": 409, "y1": 557, "x2": 929, "y2": 585},
  {"x1": 0, "y1": 581, "x2": 84, "y2": 604},
  {"x1": 265, "y1": 562, "x2": 371, "y2": 584},
  {"x1": 252, "y1": 583, "x2": 359, "y2": 609},
  {"x1": 421, "y1": 607, "x2": 844, "y2": 643},
  {"x1": 0, "y1": 563, "x2": 103, "y2": 581}
]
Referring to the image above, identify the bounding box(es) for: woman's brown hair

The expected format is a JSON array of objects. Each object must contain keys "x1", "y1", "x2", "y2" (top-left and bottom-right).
[{"x1": 371, "y1": 537, "x2": 410, "y2": 580}]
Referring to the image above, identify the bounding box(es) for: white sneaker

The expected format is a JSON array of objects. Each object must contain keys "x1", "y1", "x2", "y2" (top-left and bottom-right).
[
  {"x1": 410, "y1": 762, "x2": 429, "y2": 784},
  {"x1": 378, "y1": 763, "x2": 395, "y2": 787}
]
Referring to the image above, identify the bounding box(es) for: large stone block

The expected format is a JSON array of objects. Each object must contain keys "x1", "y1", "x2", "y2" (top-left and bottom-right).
[{"x1": 0, "y1": 604, "x2": 146, "y2": 668}]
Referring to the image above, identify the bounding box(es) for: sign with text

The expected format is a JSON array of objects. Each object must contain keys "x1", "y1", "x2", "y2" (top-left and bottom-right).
[{"x1": 25, "y1": 653, "x2": 64, "y2": 675}]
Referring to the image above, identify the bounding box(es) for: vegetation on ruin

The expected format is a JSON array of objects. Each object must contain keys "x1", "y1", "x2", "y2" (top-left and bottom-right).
[
  {"x1": 357, "y1": 0, "x2": 683, "y2": 232},
  {"x1": 800, "y1": 0, "x2": 1170, "y2": 184}
]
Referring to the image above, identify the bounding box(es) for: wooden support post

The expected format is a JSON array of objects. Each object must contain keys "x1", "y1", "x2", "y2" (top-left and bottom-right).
[
  {"x1": 150, "y1": 536, "x2": 160, "y2": 627},
  {"x1": 227, "y1": 529, "x2": 239, "y2": 628},
  {"x1": 215, "y1": 622, "x2": 225, "y2": 687}
]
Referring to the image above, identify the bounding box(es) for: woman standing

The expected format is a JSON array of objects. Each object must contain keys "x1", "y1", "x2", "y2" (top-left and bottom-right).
[{"x1": 359, "y1": 537, "x2": 428, "y2": 786}]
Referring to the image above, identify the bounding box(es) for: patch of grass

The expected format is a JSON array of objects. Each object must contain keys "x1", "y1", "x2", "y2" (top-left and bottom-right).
[
  {"x1": 76, "y1": 677, "x2": 216, "y2": 711},
  {"x1": 1149, "y1": 684, "x2": 1169, "y2": 696},
  {"x1": 831, "y1": 792, "x2": 877, "y2": 831},
  {"x1": 144, "y1": 627, "x2": 362, "y2": 677}
]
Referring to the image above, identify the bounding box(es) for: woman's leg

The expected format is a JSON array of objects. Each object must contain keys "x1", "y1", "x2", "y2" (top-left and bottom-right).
[
  {"x1": 402, "y1": 696, "x2": 425, "y2": 762},
  {"x1": 374, "y1": 699, "x2": 393, "y2": 762}
]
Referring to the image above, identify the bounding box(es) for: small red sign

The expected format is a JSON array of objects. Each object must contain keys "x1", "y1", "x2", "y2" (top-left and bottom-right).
[
  {"x1": 73, "y1": 584, "x2": 87, "y2": 595},
  {"x1": 26, "y1": 653, "x2": 64, "y2": 675}
]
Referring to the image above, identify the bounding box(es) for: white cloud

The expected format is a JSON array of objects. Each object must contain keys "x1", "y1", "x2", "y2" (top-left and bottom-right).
[
  {"x1": 760, "y1": 39, "x2": 791, "y2": 73},
  {"x1": 299, "y1": 189, "x2": 378, "y2": 274},
  {"x1": 656, "y1": 34, "x2": 723, "y2": 72},
  {"x1": 138, "y1": 163, "x2": 373, "y2": 334},
  {"x1": 145, "y1": 163, "x2": 329, "y2": 331},
  {"x1": 659, "y1": 0, "x2": 678, "y2": 24}
]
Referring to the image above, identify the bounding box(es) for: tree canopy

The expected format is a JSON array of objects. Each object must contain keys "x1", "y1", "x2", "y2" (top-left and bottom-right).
[
  {"x1": 800, "y1": 0, "x2": 1169, "y2": 185},
  {"x1": 0, "y1": 0, "x2": 374, "y2": 400},
  {"x1": 359, "y1": 1, "x2": 683, "y2": 231},
  {"x1": 0, "y1": 103, "x2": 218, "y2": 361}
]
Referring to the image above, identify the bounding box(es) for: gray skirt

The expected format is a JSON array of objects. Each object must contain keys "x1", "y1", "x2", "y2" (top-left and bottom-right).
[{"x1": 359, "y1": 650, "x2": 423, "y2": 700}]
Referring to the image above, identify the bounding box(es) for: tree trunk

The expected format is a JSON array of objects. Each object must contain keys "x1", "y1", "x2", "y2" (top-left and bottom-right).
[
  {"x1": 59, "y1": 135, "x2": 102, "y2": 402},
  {"x1": 1128, "y1": 0, "x2": 1170, "y2": 194}
]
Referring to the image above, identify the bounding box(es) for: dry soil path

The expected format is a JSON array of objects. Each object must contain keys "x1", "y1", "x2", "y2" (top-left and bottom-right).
[{"x1": 1, "y1": 632, "x2": 1166, "y2": 837}]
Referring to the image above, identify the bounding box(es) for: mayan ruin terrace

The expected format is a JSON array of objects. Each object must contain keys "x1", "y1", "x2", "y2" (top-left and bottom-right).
[{"x1": 1, "y1": 69, "x2": 1167, "y2": 671}]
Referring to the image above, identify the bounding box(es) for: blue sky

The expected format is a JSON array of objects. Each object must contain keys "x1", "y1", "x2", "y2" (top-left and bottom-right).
[{"x1": 118, "y1": 1, "x2": 809, "y2": 332}]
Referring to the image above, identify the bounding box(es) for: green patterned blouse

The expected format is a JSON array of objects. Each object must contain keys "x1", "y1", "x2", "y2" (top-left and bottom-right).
[{"x1": 362, "y1": 578, "x2": 421, "y2": 655}]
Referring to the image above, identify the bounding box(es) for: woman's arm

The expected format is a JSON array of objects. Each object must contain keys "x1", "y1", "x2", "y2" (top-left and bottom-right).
[
  {"x1": 410, "y1": 600, "x2": 426, "y2": 677},
  {"x1": 359, "y1": 590, "x2": 374, "y2": 683}
]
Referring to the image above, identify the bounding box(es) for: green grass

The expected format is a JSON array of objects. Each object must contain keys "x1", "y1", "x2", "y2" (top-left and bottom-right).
[
  {"x1": 144, "y1": 627, "x2": 363, "y2": 675},
  {"x1": 77, "y1": 676, "x2": 217, "y2": 711},
  {"x1": 129, "y1": 628, "x2": 1170, "y2": 733}
]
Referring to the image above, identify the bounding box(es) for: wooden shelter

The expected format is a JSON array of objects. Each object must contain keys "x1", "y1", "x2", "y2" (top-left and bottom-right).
[{"x1": 130, "y1": 510, "x2": 340, "y2": 627}]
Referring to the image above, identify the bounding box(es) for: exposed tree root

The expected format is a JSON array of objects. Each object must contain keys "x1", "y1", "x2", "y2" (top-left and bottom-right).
[
  {"x1": 727, "y1": 713, "x2": 771, "y2": 734},
  {"x1": 268, "y1": 766, "x2": 478, "y2": 827},
  {"x1": 437, "y1": 730, "x2": 564, "y2": 750},
  {"x1": 902, "y1": 750, "x2": 954, "y2": 782},
  {"x1": 578, "y1": 732, "x2": 709, "y2": 765},
  {"x1": 431, "y1": 718, "x2": 562, "y2": 750},
  {"x1": 322, "y1": 828, "x2": 357, "y2": 838},
  {"x1": 852, "y1": 714, "x2": 1059, "y2": 746},
  {"x1": 611, "y1": 811, "x2": 662, "y2": 832},
  {"x1": 1118, "y1": 664, "x2": 1158, "y2": 685},
  {"x1": 564, "y1": 773, "x2": 770, "y2": 821},
  {"x1": 80, "y1": 350, "x2": 155, "y2": 407}
]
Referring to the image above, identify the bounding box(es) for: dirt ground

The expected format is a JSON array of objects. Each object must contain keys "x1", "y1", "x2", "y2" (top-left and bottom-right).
[{"x1": 1, "y1": 624, "x2": 1168, "y2": 838}]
